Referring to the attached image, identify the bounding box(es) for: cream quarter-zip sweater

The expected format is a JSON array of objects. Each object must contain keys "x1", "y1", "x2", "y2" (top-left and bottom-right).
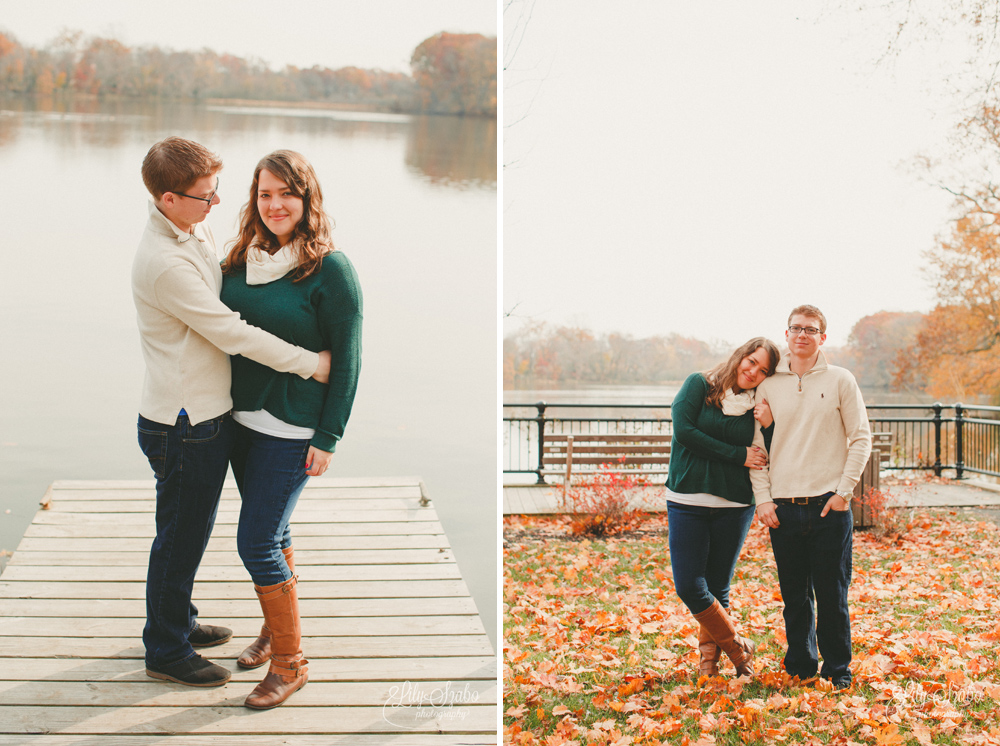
[
  {"x1": 749, "y1": 349, "x2": 872, "y2": 505},
  {"x1": 131, "y1": 202, "x2": 319, "y2": 425}
]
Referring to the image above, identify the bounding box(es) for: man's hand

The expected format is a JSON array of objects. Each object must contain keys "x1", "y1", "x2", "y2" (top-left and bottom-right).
[
  {"x1": 756, "y1": 502, "x2": 779, "y2": 528},
  {"x1": 744, "y1": 446, "x2": 767, "y2": 470},
  {"x1": 305, "y1": 446, "x2": 333, "y2": 476},
  {"x1": 754, "y1": 397, "x2": 773, "y2": 428},
  {"x1": 312, "y1": 350, "x2": 331, "y2": 383},
  {"x1": 820, "y1": 493, "x2": 851, "y2": 517}
]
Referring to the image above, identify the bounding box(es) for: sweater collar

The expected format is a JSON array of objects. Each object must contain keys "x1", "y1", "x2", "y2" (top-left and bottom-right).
[
  {"x1": 147, "y1": 201, "x2": 209, "y2": 244},
  {"x1": 777, "y1": 348, "x2": 829, "y2": 375}
]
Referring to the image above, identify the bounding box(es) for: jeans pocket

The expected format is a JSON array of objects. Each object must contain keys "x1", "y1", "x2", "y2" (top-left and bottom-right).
[
  {"x1": 138, "y1": 426, "x2": 168, "y2": 480},
  {"x1": 183, "y1": 416, "x2": 224, "y2": 444}
]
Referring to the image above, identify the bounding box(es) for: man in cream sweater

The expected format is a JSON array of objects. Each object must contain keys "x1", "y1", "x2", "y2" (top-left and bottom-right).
[
  {"x1": 750, "y1": 305, "x2": 871, "y2": 689},
  {"x1": 132, "y1": 137, "x2": 330, "y2": 687}
]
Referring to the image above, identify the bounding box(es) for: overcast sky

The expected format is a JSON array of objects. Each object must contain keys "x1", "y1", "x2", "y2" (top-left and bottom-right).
[
  {"x1": 503, "y1": 1, "x2": 977, "y2": 347},
  {"x1": 0, "y1": 0, "x2": 497, "y2": 72}
]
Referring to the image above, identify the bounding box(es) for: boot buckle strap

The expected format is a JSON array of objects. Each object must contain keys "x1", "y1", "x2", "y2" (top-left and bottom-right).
[{"x1": 270, "y1": 655, "x2": 308, "y2": 677}]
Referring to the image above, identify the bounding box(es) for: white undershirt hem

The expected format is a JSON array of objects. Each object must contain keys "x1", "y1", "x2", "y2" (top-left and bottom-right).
[
  {"x1": 233, "y1": 409, "x2": 315, "y2": 440},
  {"x1": 665, "y1": 489, "x2": 746, "y2": 508}
]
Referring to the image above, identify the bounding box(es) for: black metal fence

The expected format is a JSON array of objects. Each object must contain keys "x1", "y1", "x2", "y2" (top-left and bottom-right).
[{"x1": 502, "y1": 401, "x2": 1000, "y2": 484}]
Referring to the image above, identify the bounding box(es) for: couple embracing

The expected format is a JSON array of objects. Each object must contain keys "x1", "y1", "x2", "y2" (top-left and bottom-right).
[
  {"x1": 666, "y1": 304, "x2": 872, "y2": 690},
  {"x1": 131, "y1": 137, "x2": 362, "y2": 708}
]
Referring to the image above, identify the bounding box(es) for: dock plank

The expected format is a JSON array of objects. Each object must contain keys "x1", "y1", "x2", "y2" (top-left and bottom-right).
[
  {"x1": 24, "y1": 521, "x2": 446, "y2": 538},
  {"x1": 0, "y1": 563, "x2": 463, "y2": 582},
  {"x1": 28, "y1": 508, "x2": 442, "y2": 524},
  {"x1": 0, "y1": 615, "x2": 487, "y2": 638},
  {"x1": 14, "y1": 534, "x2": 451, "y2": 551},
  {"x1": 0, "y1": 579, "x2": 472, "y2": 600},
  {"x1": 48, "y1": 486, "x2": 423, "y2": 500},
  {"x1": 0, "y1": 656, "x2": 496, "y2": 682},
  {"x1": 0, "y1": 597, "x2": 479, "y2": 618},
  {"x1": 0, "y1": 478, "x2": 496, "y2": 743},
  {"x1": 6, "y1": 548, "x2": 456, "y2": 566},
  {"x1": 0, "y1": 679, "x2": 497, "y2": 707},
  {"x1": 0, "y1": 636, "x2": 495, "y2": 658},
  {"x1": 0, "y1": 705, "x2": 496, "y2": 734},
  {"x1": 0, "y1": 738, "x2": 496, "y2": 746}
]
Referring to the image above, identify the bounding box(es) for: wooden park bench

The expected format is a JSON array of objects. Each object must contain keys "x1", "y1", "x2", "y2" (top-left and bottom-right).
[{"x1": 542, "y1": 433, "x2": 672, "y2": 498}]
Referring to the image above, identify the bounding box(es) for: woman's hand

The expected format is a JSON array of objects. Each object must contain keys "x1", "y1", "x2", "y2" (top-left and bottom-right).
[
  {"x1": 305, "y1": 446, "x2": 333, "y2": 476},
  {"x1": 311, "y1": 350, "x2": 331, "y2": 383},
  {"x1": 753, "y1": 397, "x2": 773, "y2": 428},
  {"x1": 744, "y1": 445, "x2": 767, "y2": 470}
]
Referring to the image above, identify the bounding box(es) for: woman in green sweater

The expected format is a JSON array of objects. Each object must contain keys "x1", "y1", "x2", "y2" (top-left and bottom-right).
[
  {"x1": 220, "y1": 151, "x2": 362, "y2": 709},
  {"x1": 666, "y1": 337, "x2": 779, "y2": 679}
]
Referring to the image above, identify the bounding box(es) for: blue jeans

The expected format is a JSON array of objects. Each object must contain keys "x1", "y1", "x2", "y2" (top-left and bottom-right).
[
  {"x1": 138, "y1": 412, "x2": 233, "y2": 668},
  {"x1": 667, "y1": 501, "x2": 754, "y2": 615},
  {"x1": 768, "y1": 496, "x2": 853, "y2": 683},
  {"x1": 230, "y1": 422, "x2": 311, "y2": 586}
]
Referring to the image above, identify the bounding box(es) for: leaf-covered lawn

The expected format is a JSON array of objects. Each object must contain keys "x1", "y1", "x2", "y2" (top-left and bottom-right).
[{"x1": 503, "y1": 510, "x2": 1000, "y2": 745}]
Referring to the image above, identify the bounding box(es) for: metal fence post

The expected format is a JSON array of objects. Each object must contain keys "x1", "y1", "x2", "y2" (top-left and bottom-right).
[
  {"x1": 535, "y1": 401, "x2": 547, "y2": 484},
  {"x1": 955, "y1": 403, "x2": 965, "y2": 479},
  {"x1": 932, "y1": 402, "x2": 942, "y2": 477}
]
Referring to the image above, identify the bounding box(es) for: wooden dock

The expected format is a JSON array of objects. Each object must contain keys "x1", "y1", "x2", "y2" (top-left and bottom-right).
[{"x1": 0, "y1": 477, "x2": 497, "y2": 744}]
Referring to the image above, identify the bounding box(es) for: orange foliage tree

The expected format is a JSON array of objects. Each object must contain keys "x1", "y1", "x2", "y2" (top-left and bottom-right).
[
  {"x1": 840, "y1": 311, "x2": 923, "y2": 390},
  {"x1": 896, "y1": 106, "x2": 1000, "y2": 402},
  {"x1": 410, "y1": 32, "x2": 497, "y2": 116},
  {"x1": 503, "y1": 322, "x2": 726, "y2": 388},
  {"x1": 0, "y1": 31, "x2": 26, "y2": 92}
]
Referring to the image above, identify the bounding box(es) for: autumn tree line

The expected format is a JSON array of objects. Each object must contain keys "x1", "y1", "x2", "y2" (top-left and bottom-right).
[
  {"x1": 504, "y1": 308, "x2": 957, "y2": 400},
  {"x1": 0, "y1": 30, "x2": 496, "y2": 117}
]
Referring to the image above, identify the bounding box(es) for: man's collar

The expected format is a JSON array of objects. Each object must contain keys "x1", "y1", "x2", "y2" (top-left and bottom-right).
[
  {"x1": 778, "y1": 348, "x2": 828, "y2": 374},
  {"x1": 147, "y1": 200, "x2": 205, "y2": 244}
]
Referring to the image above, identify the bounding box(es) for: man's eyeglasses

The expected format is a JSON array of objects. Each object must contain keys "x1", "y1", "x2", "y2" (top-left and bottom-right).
[
  {"x1": 788, "y1": 325, "x2": 822, "y2": 336},
  {"x1": 174, "y1": 178, "x2": 219, "y2": 205}
]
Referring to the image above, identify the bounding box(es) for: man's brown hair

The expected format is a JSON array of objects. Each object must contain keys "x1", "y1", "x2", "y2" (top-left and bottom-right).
[
  {"x1": 141, "y1": 136, "x2": 223, "y2": 200},
  {"x1": 787, "y1": 304, "x2": 827, "y2": 334}
]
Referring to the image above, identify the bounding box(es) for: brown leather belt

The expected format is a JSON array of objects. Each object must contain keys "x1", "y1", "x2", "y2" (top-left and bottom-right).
[{"x1": 777, "y1": 494, "x2": 831, "y2": 505}]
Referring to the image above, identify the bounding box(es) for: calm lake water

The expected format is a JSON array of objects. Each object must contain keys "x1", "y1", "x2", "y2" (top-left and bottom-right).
[{"x1": 0, "y1": 97, "x2": 497, "y2": 647}]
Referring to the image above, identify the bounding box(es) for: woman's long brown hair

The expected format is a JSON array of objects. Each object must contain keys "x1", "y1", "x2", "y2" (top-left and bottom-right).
[
  {"x1": 704, "y1": 337, "x2": 781, "y2": 409},
  {"x1": 223, "y1": 150, "x2": 334, "y2": 281}
]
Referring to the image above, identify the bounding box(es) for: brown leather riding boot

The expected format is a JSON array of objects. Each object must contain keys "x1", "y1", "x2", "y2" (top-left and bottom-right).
[
  {"x1": 237, "y1": 546, "x2": 295, "y2": 670},
  {"x1": 698, "y1": 623, "x2": 722, "y2": 677},
  {"x1": 694, "y1": 600, "x2": 755, "y2": 677},
  {"x1": 244, "y1": 574, "x2": 308, "y2": 710}
]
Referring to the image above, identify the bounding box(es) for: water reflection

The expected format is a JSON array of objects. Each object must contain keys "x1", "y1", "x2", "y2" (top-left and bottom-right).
[
  {"x1": 406, "y1": 115, "x2": 497, "y2": 188},
  {"x1": 0, "y1": 96, "x2": 496, "y2": 186}
]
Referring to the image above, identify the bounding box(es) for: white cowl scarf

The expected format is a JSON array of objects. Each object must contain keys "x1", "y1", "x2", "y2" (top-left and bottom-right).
[
  {"x1": 720, "y1": 387, "x2": 755, "y2": 416},
  {"x1": 245, "y1": 240, "x2": 299, "y2": 285}
]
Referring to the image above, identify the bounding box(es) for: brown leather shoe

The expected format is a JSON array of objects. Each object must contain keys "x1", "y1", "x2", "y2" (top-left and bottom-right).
[
  {"x1": 189, "y1": 623, "x2": 233, "y2": 648},
  {"x1": 244, "y1": 574, "x2": 308, "y2": 709},
  {"x1": 146, "y1": 654, "x2": 231, "y2": 687},
  {"x1": 698, "y1": 623, "x2": 721, "y2": 677},
  {"x1": 237, "y1": 625, "x2": 271, "y2": 670},
  {"x1": 237, "y1": 546, "x2": 294, "y2": 670}
]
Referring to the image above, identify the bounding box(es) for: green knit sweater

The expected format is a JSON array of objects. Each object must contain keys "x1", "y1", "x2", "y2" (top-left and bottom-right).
[
  {"x1": 665, "y1": 373, "x2": 757, "y2": 505},
  {"x1": 220, "y1": 251, "x2": 362, "y2": 452}
]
